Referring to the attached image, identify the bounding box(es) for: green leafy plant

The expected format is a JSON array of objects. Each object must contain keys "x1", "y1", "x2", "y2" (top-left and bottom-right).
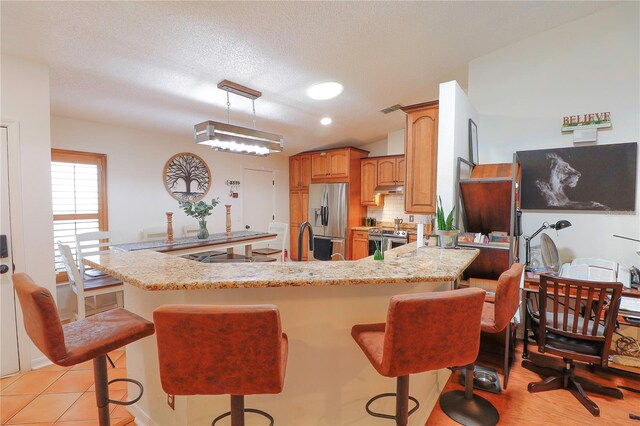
[
  {"x1": 436, "y1": 196, "x2": 456, "y2": 231},
  {"x1": 179, "y1": 197, "x2": 220, "y2": 222}
]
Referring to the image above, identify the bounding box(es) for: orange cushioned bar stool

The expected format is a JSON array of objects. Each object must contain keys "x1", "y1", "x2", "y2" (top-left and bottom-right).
[
  {"x1": 351, "y1": 288, "x2": 499, "y2": 426},
  {"x1": 13, "y1": 273, "x2": 155, "y2": 426},
  {"x1": 479, "y1": 262, "x2": 524, "y2": 389},
  {"x1": 154, "y1": 304, "x2": 288, "y2": 426}
]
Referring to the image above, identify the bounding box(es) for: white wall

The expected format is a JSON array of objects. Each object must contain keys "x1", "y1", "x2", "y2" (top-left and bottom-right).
[
  {"x1": 437, "y1": 80, "x2": 479, "y2": 211},
  {"x1": 1, "y1": 55, "x2": 56, "y2": 368},
  {"x1": 359, "y1": 138, "x2": 387, "y2": 157},
  {"x1": 387, "y1": 129, "x2": 405, "y2": 155},
  {"x1": 468, "y1": 3, "x2": 640, "y2": 268},
  {"x1": 51, "y1": 116, "x2": 290, "y2": 314},
  {"x1": 52, "y1": 116, "x2": 290, "y2": 243}
]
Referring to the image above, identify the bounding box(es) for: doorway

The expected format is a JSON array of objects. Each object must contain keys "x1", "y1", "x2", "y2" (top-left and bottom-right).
[
  {"x1": 242, "y1": 169, "x2": 275, "y2": 237},
  {"x1": 1, "y1": 126, "x2": 20, "y2": 376}
]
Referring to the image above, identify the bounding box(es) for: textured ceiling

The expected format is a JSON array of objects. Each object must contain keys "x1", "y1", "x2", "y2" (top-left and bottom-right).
[{"x1": 1, "y1": 1, "x2": 615, "y2": 154}]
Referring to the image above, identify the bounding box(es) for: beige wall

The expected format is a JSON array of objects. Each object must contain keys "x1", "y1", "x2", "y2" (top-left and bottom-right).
[
  {"x1": 51, "y1": 116, "x2": 290, "y2": 243},
  {"x1": 468, "y1": 3, "x2": 640, "y2": 268},
  {"x1": 1, "y1": 55, "x2": 55, "y2": 367}
]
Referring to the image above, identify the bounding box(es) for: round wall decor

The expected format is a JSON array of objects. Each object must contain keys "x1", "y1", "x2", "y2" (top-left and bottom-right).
[{"x1": 163, "y1": 152, "x2": 211, "y2": 202}]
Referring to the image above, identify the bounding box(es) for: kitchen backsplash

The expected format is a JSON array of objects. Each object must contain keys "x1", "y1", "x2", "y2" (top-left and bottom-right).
[{"x1": 367, "y1": 194, "x2": 433, "y2": 226}]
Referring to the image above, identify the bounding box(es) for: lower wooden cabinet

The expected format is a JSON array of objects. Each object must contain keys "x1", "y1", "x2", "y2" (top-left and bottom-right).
[
  {"x1": 351, "y1": 230, "x2": 369, "y2": 260},
  {"x1": 290, "y1": 189, "x2": 309, "y2": 261}
]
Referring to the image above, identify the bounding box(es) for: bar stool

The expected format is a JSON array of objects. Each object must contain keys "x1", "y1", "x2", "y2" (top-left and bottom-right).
[
  {"x1": 153, "y1": 304, "x2": 288, "y2": 426},
  {"x1": 478, "y1": 262, "x2": 524, "y2": 389},
  {"x1": 13, "y1": 273, "x2": 155, "y2": 426},
  {"x1": 351, "y1": 288, "x2": 499, "y2": 426}
]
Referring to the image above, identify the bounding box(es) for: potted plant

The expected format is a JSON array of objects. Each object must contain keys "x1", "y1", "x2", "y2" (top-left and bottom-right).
[
  {"x1": 179, "y1": 197, "x2": 220, "y2": 239},
  {"x1": 436, "y1": 196, "x2": 459, "y2": 249}
]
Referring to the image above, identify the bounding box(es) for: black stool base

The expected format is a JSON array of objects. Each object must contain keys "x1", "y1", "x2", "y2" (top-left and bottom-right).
[
  {"x1": 365, "y1": 392, "x2": 420, "y2": 420},
  {"x1": 212, "y1": 408, "x2": 274, "y2": 426},
  {"x1": 440, "y1": 390, "x2": 499, "y2": 426}
]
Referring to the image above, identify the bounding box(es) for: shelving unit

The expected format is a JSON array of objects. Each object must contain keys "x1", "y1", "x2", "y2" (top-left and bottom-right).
[{"x1": 455, "y1": 155, "x2": 521, "y2": 280}]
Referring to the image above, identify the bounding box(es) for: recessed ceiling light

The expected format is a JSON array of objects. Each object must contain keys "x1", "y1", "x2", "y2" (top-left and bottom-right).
[
  {"x1": 307, "y1": 82, "x2": 343, "y2": 100},
  {"x1": 320, "y1": 117, "x2": 332, "y2": 126}
]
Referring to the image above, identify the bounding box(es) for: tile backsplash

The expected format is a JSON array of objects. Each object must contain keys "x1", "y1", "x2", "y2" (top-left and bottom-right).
[{"x1": 367, "y1": 194, "x2": 433, "y2": 226}]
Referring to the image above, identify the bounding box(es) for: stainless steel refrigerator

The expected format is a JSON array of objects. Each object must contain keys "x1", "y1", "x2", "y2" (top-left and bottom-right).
[{"x1": 308, "y1": 183, "x2": 348, "y2": 260}]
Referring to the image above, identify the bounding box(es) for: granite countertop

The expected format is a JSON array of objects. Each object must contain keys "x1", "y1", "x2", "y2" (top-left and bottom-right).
[
  {"x1": 84, "y1": 243, "x2": 479, "y2": 291},
  {"x1": 351, "y1": 226, "x2": 421, "y2": 235}
]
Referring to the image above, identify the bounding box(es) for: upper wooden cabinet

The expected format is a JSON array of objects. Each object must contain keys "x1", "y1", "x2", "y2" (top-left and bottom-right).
[
  {"x1": 402, "y1": 101, "x2": 439, "y2": 214},
  {"x1": 290, "y1": 154, "x2": 311, "y2": 189},
  {"x1": 360, "y1": 159, "x2": 378, "y2": 205},
  {"x1": 310, "y1": 148, "x2": 354, "y2": 180},
  {"x1": 360, "y1": 155, "x2": 404, "y2": 206}
]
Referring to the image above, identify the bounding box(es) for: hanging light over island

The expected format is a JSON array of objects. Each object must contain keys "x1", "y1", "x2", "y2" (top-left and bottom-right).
[{"x1": 194, "y1": 80, "x2": 283, "y2": 156}]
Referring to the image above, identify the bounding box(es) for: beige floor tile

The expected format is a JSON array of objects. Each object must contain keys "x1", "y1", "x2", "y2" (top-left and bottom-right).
[
  {"x1": 107, "y1": 351, "x2": 124, "y2": 364},
  {"x1": 2, "y1": 371, "x2": 66, "y2": 395},
  {"x1": 87, "y1": 369, "x2": 128, "y2": 392},
  {"x1": 44, "y1": 371, "x2": 95, "y2": 394},
  {"x1": 113, "y1": 354, "x2": 126, "y2": 369},
  {"x1": 70, "y1": 361, "x2": 93, "y2": 371},
  {"x1": 56, "y1": 390, "x2": 125, "y2": 422},
  {"x1": 0, "y1": 394, "x2": 36, "y2": 423},
  {"x1": 6, "y1": 393, "x2": 81, "y2": 424},
  {"x1": 0, "y1": 374, "x2": 23, "y2": 391},
  {"x1": 35, "y1": 363, "x2": 68, "y2": 372}
]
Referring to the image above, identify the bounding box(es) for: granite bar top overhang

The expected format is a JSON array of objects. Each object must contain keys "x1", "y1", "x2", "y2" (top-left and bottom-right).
[{"x1": 84, "y1": 243, "x2": 479, "y2": 291}]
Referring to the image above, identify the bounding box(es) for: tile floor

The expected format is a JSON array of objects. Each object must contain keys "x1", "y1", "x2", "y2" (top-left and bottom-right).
[{"x1": 1, "y1": 350, "x2": 135, "y2": 426}]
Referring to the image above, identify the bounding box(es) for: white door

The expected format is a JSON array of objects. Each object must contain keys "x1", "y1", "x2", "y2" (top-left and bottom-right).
[
  {"x1": 243, "y1": 169, "x2": 275, "y2": 235},
  {"x1": 0, "y1": 126, "x2": 20, "y2": 376}
]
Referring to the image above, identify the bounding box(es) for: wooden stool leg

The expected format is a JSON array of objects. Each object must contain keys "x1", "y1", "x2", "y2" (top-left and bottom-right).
[
  {"x1": 231, "y1": 395, "x2": 245, "y2": 426},
  {"x1": 396, "y1": 376, "x2": 409, "y2": 426},
  {"x1": 93, "y1": 355, "x2": 110, "y2": 426}
]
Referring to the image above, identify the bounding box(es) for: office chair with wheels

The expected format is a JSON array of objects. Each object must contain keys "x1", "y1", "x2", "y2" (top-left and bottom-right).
[{"x1": 522, "y1": 274, "x2": 624, "y2": 416}]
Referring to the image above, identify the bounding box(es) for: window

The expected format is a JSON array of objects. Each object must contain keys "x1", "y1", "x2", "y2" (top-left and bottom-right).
[{"x1": 51, "y1": 149, "x2": 108, "y2": 282}]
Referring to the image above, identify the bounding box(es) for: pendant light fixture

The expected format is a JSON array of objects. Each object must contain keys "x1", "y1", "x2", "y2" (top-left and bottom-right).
[{"x1": 194, "y1": 80, "x2": 283, "y2": 156}]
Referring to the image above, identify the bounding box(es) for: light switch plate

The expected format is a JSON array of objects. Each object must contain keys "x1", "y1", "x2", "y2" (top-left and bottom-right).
[{"x1": 409, "y1": 215, "x2": 414, "y2": 222}]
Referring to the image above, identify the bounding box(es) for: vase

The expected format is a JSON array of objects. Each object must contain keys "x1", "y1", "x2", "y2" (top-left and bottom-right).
[
  {"x1": 197, "y1": 220, "x2": 209, "y2": 239},
  {"x1": 373, "y1": 249, "x2": 384, "y2": 260},
  {"x1": 436, "y1": 230, "x2": 459, "y2": 249}
]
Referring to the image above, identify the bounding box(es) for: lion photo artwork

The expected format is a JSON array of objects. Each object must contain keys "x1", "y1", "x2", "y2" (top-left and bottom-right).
[{"x1": 518, "y1": 142, "x2": 637, "y2": 212}]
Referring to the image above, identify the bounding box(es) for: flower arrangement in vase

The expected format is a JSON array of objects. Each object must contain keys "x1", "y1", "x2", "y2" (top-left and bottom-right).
[{"x1": 179, "y1": 197, "x2": 220, "y2": 239}]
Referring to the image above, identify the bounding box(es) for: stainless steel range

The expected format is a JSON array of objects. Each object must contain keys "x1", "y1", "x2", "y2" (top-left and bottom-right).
[{"x1": 367, "y1": 228, "x2": 409, "y2": 255}]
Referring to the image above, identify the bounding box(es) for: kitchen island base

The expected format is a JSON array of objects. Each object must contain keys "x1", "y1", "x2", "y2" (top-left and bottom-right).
[{"x1": 124, "y1": 281, "x2": 454, "y2": 426}]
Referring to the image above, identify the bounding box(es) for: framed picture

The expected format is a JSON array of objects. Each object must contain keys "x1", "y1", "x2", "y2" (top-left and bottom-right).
[
  {"x1": 163, "y1": 152, "x2": 211, "y2": 202},
  {"x1": 517, "y1": 142, "x2": 637, "y2": 211},
  {"x1": 468, "y1": 119, "x2": 478, "y2": 164}
]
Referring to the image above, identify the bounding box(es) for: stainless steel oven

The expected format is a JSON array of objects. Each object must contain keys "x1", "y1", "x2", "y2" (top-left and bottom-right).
[{"x1": 368, "y1": 229, "x2": 408, "y2": 256}]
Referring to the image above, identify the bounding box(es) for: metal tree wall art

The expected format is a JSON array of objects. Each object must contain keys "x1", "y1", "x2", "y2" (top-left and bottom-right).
[{"x1": 163, "y1": 152, "x2": 211, "y2": 202}]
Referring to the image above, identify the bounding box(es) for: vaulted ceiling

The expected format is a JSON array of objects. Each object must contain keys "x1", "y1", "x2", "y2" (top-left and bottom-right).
[{"x1": 1, "y1": 1, "x2": 615, "y2": 153}]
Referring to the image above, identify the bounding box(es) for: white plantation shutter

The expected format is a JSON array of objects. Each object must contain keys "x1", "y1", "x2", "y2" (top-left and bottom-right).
[{"x1": 51, "y1": 150, "x2": 107, "y2": 280}]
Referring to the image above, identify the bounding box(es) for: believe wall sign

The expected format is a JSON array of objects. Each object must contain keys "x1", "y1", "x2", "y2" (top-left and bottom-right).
[{"x1": 561, "y1": 112, "x2": 611, "y2": 143}]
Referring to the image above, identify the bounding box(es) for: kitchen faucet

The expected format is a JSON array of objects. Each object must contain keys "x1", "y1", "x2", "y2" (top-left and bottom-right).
[{"x1": 297, "y1": 222, "x2": 314, "y2": 261}]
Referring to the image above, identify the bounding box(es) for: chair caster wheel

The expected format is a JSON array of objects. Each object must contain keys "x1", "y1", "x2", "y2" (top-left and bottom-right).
[{"x1": 522, "y1": 353, "x2": 528, "y2": 360}]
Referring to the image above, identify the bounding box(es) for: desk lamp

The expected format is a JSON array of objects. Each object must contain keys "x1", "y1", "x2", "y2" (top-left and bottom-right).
[{"x1": 524, "y1": 220, "x2": 571, "y2": 268}]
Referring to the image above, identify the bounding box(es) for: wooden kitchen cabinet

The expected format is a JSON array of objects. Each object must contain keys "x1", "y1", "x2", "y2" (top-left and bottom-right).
[
  {"x1": 351, "y1": 230, "x2": 370, "y2": 260},
  {"x1": 290, "y1": 154, "x2": 311, "y2": 189},
  {"x1": 311, "y1": 148, "x2": 350, "y2": 180},
  {"x1": 377, "y1": 157, "x2": 396, "y2": 186},
  {"x1": 360, "y1": 159, "x2": 378, "y2": 206},
  {"x1": 396, "y1": 157, "x2": 406, "y2": 184},
  {"x1": 402, "y1": 101, "x2": 439, "y2": 214},
  {"x1": 311, "y1": 152, "x2": 330, "y2": 178},
  {"x1": 289, "y1": 189, "x2": 309, "y2": 261}
]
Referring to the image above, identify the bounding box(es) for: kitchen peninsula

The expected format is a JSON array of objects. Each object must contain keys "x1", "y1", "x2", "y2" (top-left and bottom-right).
[{"x1": 85, "y1": 244, "x2": 479, "y2": 425}]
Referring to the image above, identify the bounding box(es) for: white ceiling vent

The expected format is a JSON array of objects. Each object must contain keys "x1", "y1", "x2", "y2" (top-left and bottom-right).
[{"x1": 380, "y1": 104, "x2": 403, "y2": 114}]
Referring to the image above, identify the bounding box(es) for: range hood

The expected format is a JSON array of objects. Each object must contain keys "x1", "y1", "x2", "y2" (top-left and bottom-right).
[{"x1": 374, "y1": 184, "x2": 404, "y2": 195}]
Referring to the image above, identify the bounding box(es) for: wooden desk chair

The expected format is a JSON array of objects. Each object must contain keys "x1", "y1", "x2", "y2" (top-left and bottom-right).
[
  {"x1": 522, "y1": 274, "x2": 624, "y2": 416},
  {"x1": 252, "y1": 222, "x2": 288, "y2": 261},
  {"x1": 58, "y1": 242, "x2": 123, "y2": 320}
]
